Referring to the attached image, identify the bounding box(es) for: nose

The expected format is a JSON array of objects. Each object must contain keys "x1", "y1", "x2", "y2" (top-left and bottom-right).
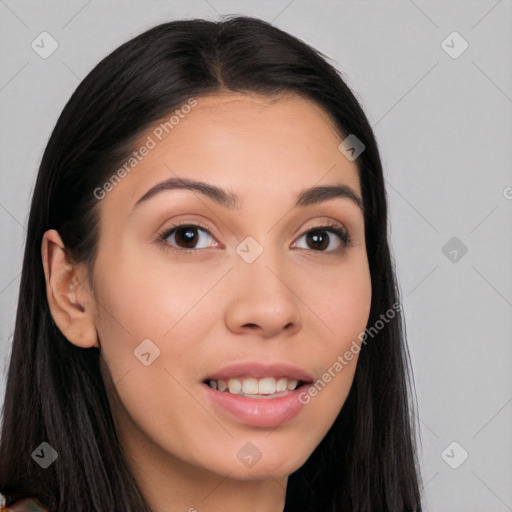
[{"x1": 224, "y1": 249, "x2": 302, "y2": 339}]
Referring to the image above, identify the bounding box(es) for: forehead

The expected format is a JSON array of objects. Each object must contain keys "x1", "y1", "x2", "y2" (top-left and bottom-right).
[
  {"x1": 177, "y1": 91, "x2": 339, "y2": 125},
  {"x1": 98, "y1": 91, "x2": 361, "y2": 217}
]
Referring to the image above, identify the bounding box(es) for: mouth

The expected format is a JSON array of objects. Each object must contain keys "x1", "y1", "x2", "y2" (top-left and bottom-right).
[{"x1": 200, "y1": 362, "x2": 315, "y2": 428}]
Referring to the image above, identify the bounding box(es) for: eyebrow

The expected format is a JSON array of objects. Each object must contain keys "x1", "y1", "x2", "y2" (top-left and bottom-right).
[{"x1": 130, "y1": 177, "x2": 364, "y2": 213}]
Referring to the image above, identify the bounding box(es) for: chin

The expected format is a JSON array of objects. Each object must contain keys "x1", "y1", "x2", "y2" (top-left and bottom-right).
[{"x1": 208, "y1": 447, "x2": 312, "y2": 481}]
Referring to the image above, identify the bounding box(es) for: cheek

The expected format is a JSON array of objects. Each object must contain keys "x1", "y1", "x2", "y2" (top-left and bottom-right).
[
  {"x1": 94, "y1": 248, "x2": 222, "y2": 336},
  {"x1": 300, "y1": 256, "x2": 371, "y2": 406},
  {"x1": 93, "y1": 257, "x2": 226, "y2": 465},
  {"x1": 91, "y1": 252, "x2": 226, "y2": 391},
  {"x1": 306, "y1": 255, "x2": 372, "y2": 345}
]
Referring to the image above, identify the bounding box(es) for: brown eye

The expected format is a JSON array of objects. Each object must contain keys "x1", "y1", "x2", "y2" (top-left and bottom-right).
[
  {"x1": 294, "y1": 225, "x2": 350, "y2": 252},
  {"x1": 305, "y1": 229, "x2": 330, "y2": 251},
  {"x1": 160, "y1": 224, "x2": 216, "y2": 251},
  {"x1": 173, "y1": 226, "x2": 200, "y2": 248}
]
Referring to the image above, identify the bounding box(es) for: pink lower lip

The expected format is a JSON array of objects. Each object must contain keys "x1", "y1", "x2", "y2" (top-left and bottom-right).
[{"x1": 201, "y1": 382, "x2": 308, "y2": 428}]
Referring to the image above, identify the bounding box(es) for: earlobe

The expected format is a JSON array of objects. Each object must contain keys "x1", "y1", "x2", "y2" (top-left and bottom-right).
[{"x1": 41, "y1": 229, "x2": 99, "y2": 349}]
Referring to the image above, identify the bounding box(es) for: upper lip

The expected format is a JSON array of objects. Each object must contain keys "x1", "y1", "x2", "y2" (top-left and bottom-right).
[{"x1": 203, "y1": 361, "x2": 315, "y2": 383}]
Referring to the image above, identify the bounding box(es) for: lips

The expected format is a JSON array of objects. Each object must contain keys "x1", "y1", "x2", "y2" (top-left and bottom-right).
[{"x1": 200, "y1": 361, "x2": 315, "y2": 427}]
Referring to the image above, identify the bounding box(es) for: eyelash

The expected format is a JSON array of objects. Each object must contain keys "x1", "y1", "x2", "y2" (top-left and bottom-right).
[{"x1": 155, "y1": 221, "x2": 352, "y2": 255}]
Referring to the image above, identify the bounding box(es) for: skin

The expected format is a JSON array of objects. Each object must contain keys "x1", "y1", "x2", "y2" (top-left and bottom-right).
[{"x1": 42, "y1": 92, "x2": 372, "y2": 512}]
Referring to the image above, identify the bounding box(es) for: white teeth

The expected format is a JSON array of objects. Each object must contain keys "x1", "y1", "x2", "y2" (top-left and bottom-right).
[
  {"x1": 242, "y1": 378, "x2": 259, "y2": 394},
  {"x1": 276, "y1": 377, "x2": 287, "y2": 392},
  {"x1": 258, "y1": 377, "x2": 276, "y2": 395},
  {"x1": 228, "y1": 378, "x2": 242, "y2": 394},
  {"x1": 287, "y1": 379, "x2": 298, "y2": 391},
  {"x1": 208, "y1": 376, "x2": 301, "y2": 395}
]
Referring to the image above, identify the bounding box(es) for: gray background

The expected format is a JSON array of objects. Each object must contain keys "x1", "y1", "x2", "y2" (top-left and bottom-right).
[{"x1": 1, "y1": 1, "x2": 511, "y2": 510}]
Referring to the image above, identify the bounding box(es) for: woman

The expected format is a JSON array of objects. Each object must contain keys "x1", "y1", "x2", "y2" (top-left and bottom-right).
[{"x1": 0, "y1": 16, "x2": 423, "y2": 511}]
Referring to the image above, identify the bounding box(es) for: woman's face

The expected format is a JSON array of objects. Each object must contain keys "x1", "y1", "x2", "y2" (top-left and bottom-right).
[{"x1": 89, "y1": 92, "x2": 371, "y2": 481}]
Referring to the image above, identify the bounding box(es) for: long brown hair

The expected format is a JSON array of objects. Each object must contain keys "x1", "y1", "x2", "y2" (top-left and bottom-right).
[{"x1": 0, "y1": 16, "x2": 423, "y2": 511}]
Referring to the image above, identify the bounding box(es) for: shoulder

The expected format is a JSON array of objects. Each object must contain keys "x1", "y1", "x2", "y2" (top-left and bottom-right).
[{"x1": 0, "y1": 496, "x2": 48, "y2": 511}]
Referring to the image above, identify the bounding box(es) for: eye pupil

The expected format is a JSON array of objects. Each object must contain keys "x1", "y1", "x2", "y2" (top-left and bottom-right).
[
  {"x1": 176, "y1": 226, "x2": 198, "y2": 248},
  {"x1": 306, "y1": 229, "x2": 329, "y2": 251}
]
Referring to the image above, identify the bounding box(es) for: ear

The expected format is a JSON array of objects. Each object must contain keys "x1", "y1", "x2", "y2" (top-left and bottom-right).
[{"x1": 41, "y1": 229, "x2": 100, "y2": 349}]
